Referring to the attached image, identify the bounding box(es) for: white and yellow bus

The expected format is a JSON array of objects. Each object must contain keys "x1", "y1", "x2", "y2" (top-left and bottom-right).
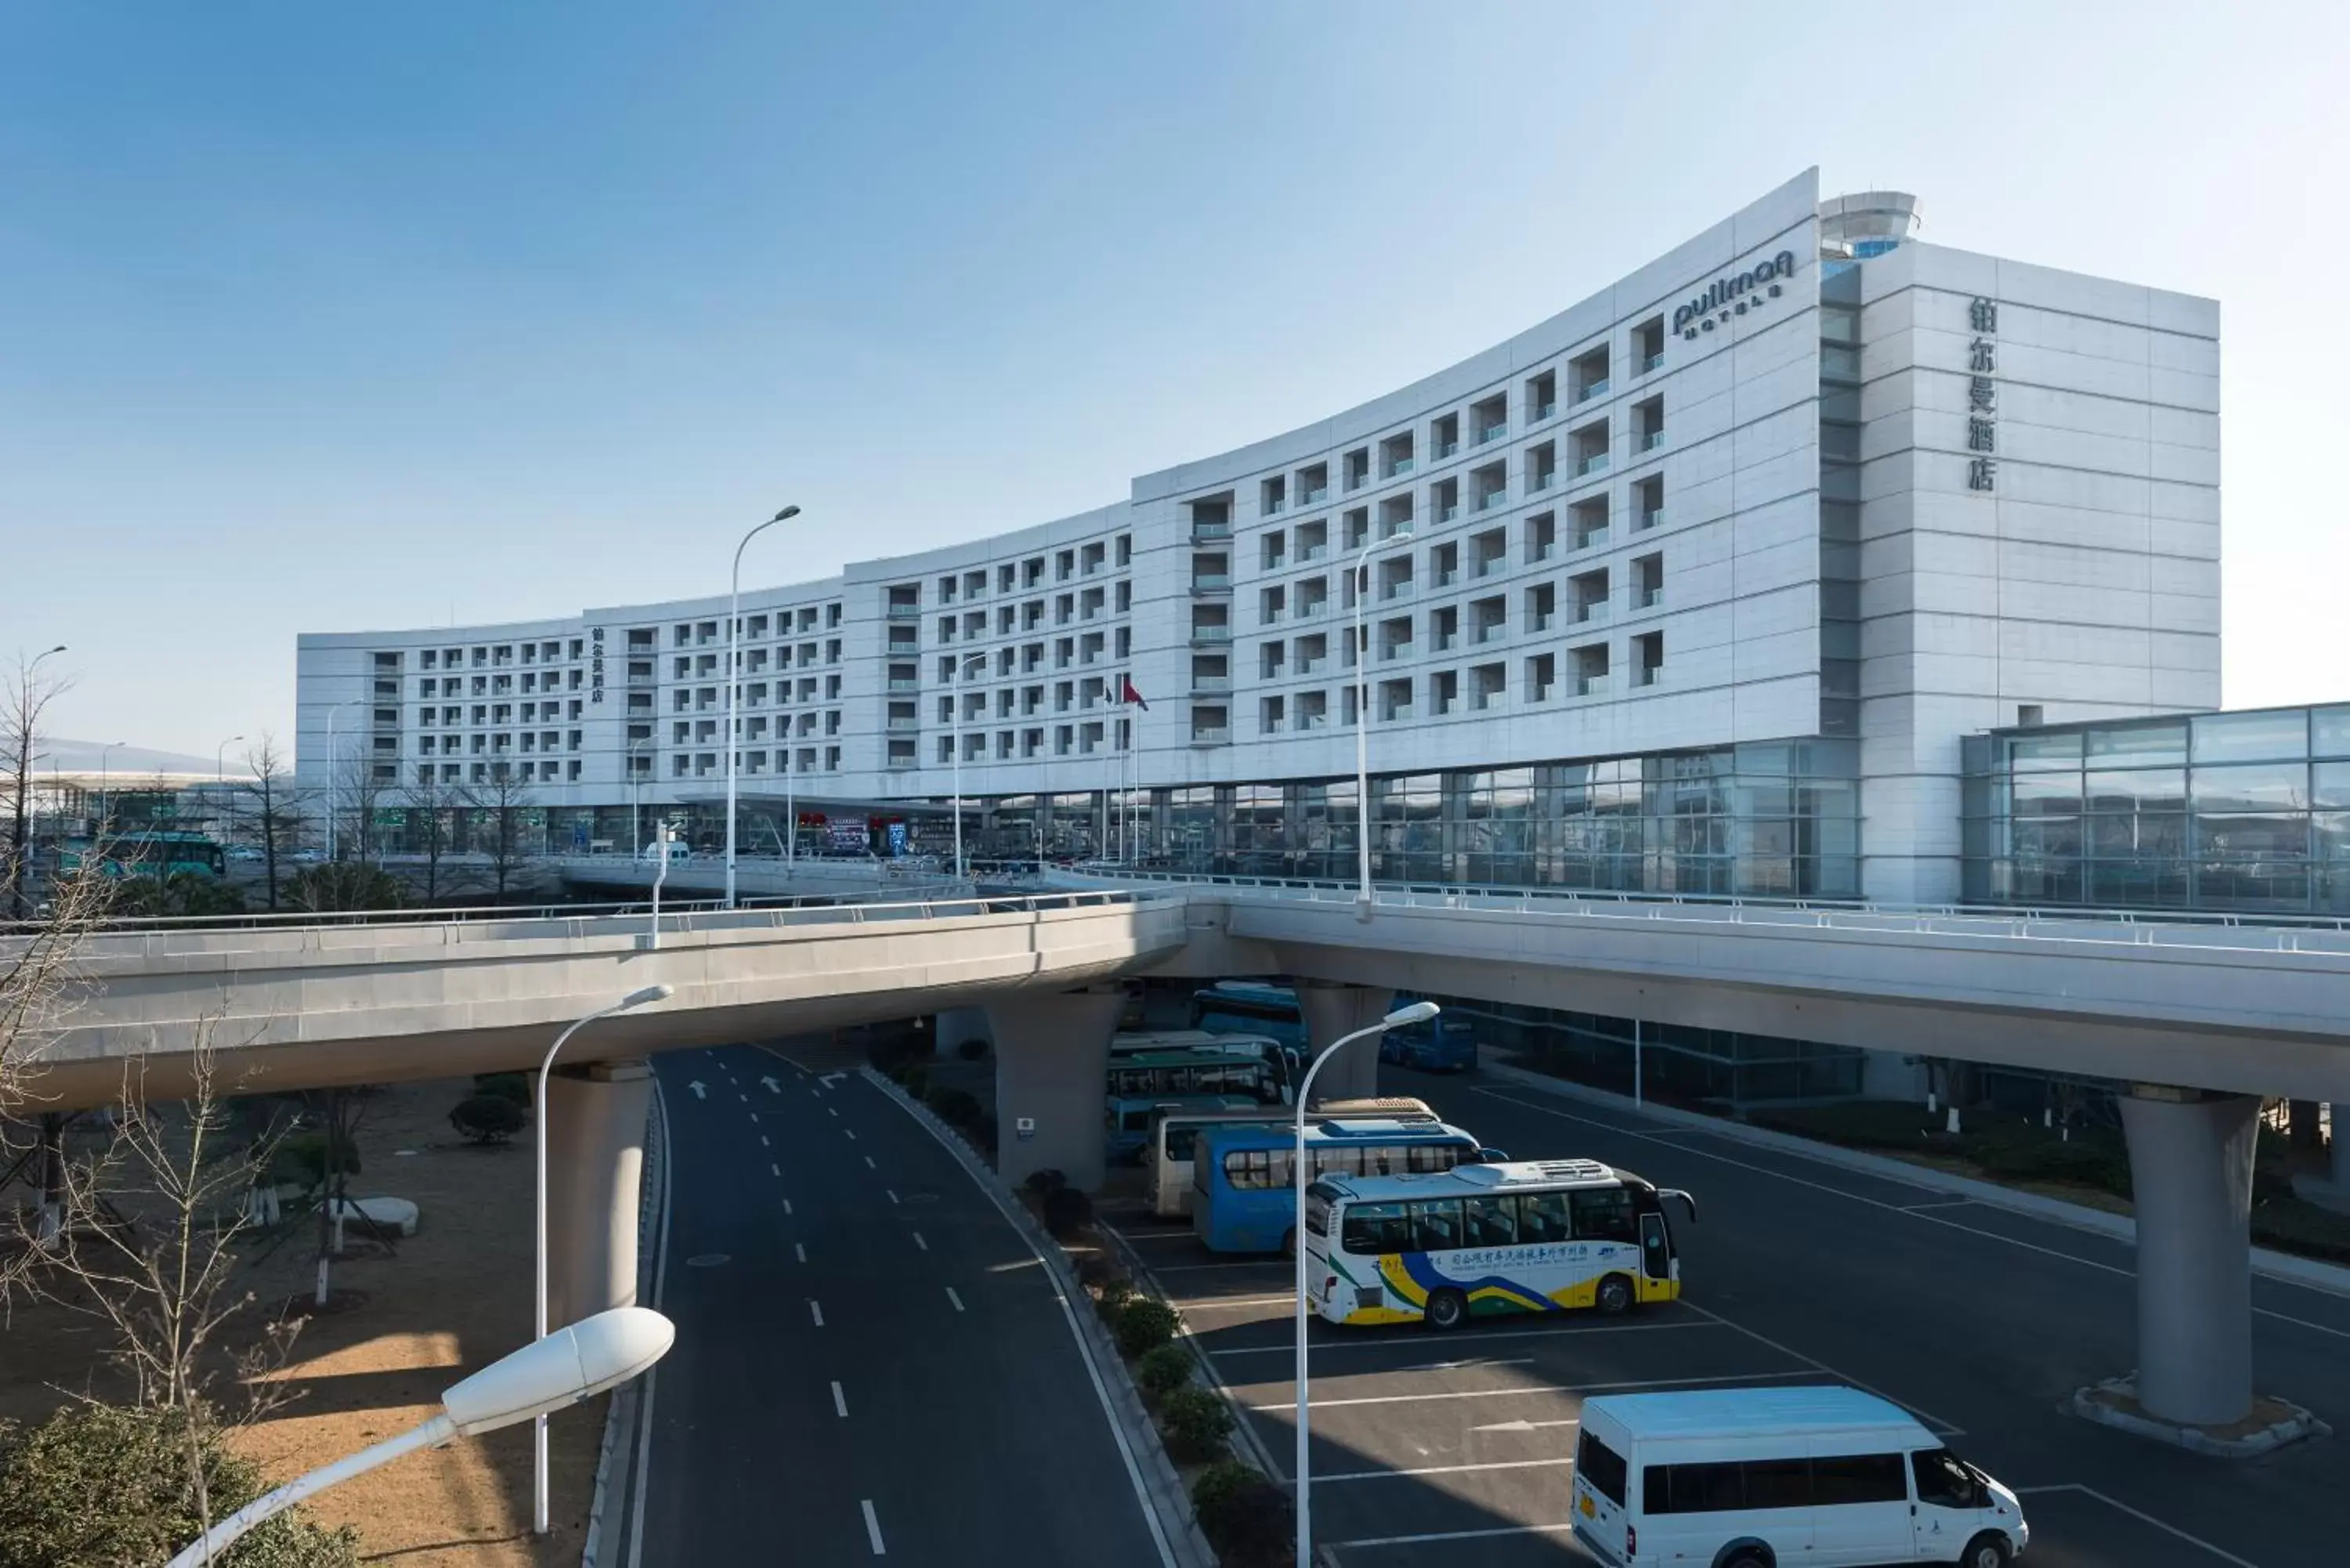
[
  {"x1": 1304, "y1": 1158, "x2": 1697, "y2": 1329},
  {"x1": 1140, "y1": 1097, "x2": 1441, "y2": 1219}
]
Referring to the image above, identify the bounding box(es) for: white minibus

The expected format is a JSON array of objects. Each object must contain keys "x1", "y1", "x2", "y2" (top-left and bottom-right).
[{"x1": 1571, "y1": 1386, "x2": 2026, "y2": 1568}]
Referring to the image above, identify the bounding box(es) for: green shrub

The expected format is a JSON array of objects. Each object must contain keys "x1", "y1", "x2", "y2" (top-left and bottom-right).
[
  {"x1": 449, "y1": 1094, "x2": 528, "y2": 1145},
  {"x1": 1114, "y1": 1295, "x2": 1180, "y2": 1357},
  {"x1": 1158, "y1": 1384, "x2": 1233, "y2": 1462},
  {"x1": 0, "y1": 1400, "x2": 361, "y2": 1568},
  {"x1": 1136, "y1": 1342, "x2": 1194, "y2": 1397},
  {"x1": 1024, "y1": 1169, "x2": 1068, "y2": 1196},
  {"x1": 2252, "y1": 1197, "x2": 2350, "y2": 1265},
  {"x1": 472, "y1": 1072, "x2": 531, "y2": 1107},
  {"x1": 899, "y1": 1066, "x2": 929, "y2": 1100},
  {"x1": 923, "y1": 1086, "x2": 982, "y2": 1126},
  {"x1": 1042, "y1": 1185, "x2": 1094, "y2": 1239},
  {"x1": 1094, "y1": 1274, "x2": 1136, "y2": 1323},
  {"x1": 271, "y1": 1131, "x2": 360, "y2": 1190},
  {"x1": 1190, "y1": 1458, "x2": 1291, "y2": 1566}
]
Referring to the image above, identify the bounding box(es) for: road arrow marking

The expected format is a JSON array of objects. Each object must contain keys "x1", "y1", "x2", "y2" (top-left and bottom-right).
[
  {"x1": 819, "y1": 1071, "x2": 847, "y2": 1087},
  {"x1": 1468, "y1": 1418, "x2": 1582, "y2": 1434},
  {"x1": 687, "y1": 1081, "x2": 708, "y2": 1100},
  {"x1": 762, "y1": 1076, "x2": 783, "y2": 1093}
]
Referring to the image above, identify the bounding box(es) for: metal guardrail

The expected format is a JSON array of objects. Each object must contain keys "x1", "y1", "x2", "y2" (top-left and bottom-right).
[{"x1": 1045, "y1": 865, "x2": 2350, "y2": 957}]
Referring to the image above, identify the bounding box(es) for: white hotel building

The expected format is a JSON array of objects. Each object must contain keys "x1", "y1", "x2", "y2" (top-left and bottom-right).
[{"x1": 297, "y1": 168, "x2": 2220, "y2": 905}]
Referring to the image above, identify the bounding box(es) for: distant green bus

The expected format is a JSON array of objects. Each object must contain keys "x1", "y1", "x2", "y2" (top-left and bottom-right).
[{"x1": 60, "y1": 830, "x2": 227, "y2": 880}]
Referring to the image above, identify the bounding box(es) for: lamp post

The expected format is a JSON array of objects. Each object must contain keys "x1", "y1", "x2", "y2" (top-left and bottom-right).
[
  {"x1": 1352, "y1": 532, "x2": 1411, "y2": 917},
  {"x1": 533, "y1": 983, "x2": 674, "y2": 1534},
  {"x1": 216, "y1": 734, "x2": 244, "y2": 850},
  {"x1": 949, "y1": 651, "x2": 986, "y2": 878},
  {"x1": 727, "y1": 505, "x2": 801, "y2": 909},
  {"x1": 627, "y1": 736, "x2": 655, "y2": 854},
  {"x1": 95, "y1": 740, "x2": 127, "y2": 831},
  {"x1": 166, "y1": 1306, "x2": 674, "y2": 1568},
  {"x1": 7, "y1": 645, "x2": 65, "y2": 918},
  {"x1": 1292, "y1": 999, "x2": 1441, "y2": 1568}
]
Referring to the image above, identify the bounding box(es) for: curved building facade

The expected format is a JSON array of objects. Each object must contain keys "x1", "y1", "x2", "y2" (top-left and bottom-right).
[{"x1": 297, "y1": 168, "x2": 2220, "y2": 902}]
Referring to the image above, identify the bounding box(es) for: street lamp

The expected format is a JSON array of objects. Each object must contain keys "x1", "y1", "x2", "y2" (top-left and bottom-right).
[
  {"x1": 164, "y1": 1306, "x2": 674, "y2": 1568},
  {"x1": 533, "y1": 983, "x2": 674, "y2": 1534},
  {"x1": 726, "y1": 504, "x2": 801, "y2": 909},
  {"x1": 1352, "y1": 532, "x2": 1412, "y2": 917},
  {"x1": 1293, "y1": 999, "x2": 1439, "y2": 1568},
  {"x1": 95, "y1": 740, "x2": 127, "y2": 830},
  {"x1": 216, "y1": 735, "x2": 244, "y2": 848},
  {"x1": 949, "y1": 651, "x2": 987, "y2": 878},
  {"x1": 627, "y1": 735, "x2": 656, "y2": 854}
]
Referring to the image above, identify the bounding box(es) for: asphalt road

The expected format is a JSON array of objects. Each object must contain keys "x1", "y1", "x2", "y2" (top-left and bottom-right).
[
  {"x1": 632, "y1": 1042, "x2": 1171, "y2": 1567},
  {"x1": 1116, "y1": 1060, "x2": 2350, "y2": 1568}
]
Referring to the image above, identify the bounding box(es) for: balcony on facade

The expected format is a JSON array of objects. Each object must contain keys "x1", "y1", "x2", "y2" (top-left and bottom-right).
[
  {"x1": 1526, "y1": 511, "x2": 1557, "y2": 564},
  {"x1": 1378, "y1": 494, "x2": 1414, "y2": 541},
  {"x1": 1470, "y1": 597, "x2": 1507, "y2": 646},
  {"x1": 1636, "y1": 316, "x2": 1666, "y2": 374},
  {"x1": 1527, "y1": 651, "x2": 1557, "y2": 703},
  {"x1": 1430, "y1": 604, "x2": 1459, "y2": 653},
  {"x1": 1525, "y1": 442, "x2": 1556, "y2": 497},
  {"x1": 1262, "y1": 475, "x2": 1286, "y2": 517},
  {"x1": 1380, "y1": 432, "x2": 1415, "y2": 479},
  {"x1": 1431, "y1": 412, "x2": 1459, "y2": 463},
  {"x1": 1571, "y1": 420, "x2": 1611, "y2": 479},
  {"x1": 1379, "y1": 678, "x2": 1413, "y2": 722},
  {"x1": 1343, "y1": 447, "x2": 1370, "y2": 492},
  {"x1": 1632, "y1": 553, "x2": 1665, "y2": 611},
  {"x1": 1570, "y1": 346, "x2": 1610, "y2": 406},
  {"x1": 1571, "y1": 569, "x2": 1610, "y2": 625},
  {"x1": 1191, "y1": 551, "x2": 1232, "y2": 594},
  {"x1": 1298, "y1": 461, "x2": 1329, "y2": 506},
  {"x1": 1432, "y1": 476, "x2": 1460, "y2": 526},
  {"x1": 1634, "y1": 631, "x2": 1665, "y2": 688},
  {"x1": 1635, "y1": 475, "x2": 1665, "y2": 534},
  {"x1": 1571, "y1": 497, "x2": 1610, "y2": 553},
  {"x1": 1471, "y1": 394, "x2": 1508, "y2": 448},
  {"x1": 1190, "y1": 705, "x2": 1230, "y2": 746},
  {"x1": 1190, "y1": 497, "x2": 1233, "y2": 544},
  {"x1": 1635, "y1": 396, "x2": 1666, "y2": 453},
  {"x1": 1526, "y1": 581, "x2": 1556, "y2": 634},
  {"x1": 1430, "y1": 541, "x2": 1459, "y2": 591},
  {"x1": 1296, "y1": 517, "x2": 1328, "y2": 562},
  {"x1": 1473, "y1": 464, "x2": 1508, "y2": 513},
  {"x1": 1573, "y1": 643, "x2": 1610, "y2": 697},
  {"x1": 1527, "y1": 369, "x2": 1557, "y2": 425},
  {"x1": 1470, "y1": 529, "x2": 1507, "y2": 580}
]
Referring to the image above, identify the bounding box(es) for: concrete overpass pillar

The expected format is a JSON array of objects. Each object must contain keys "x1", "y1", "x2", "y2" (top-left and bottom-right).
[
  {"x1": 544, "y1": 1059, "x2": 653, "y2": 1331},
  {"x1": 2119, "y1": 1084, "x2": 2260, "y2": 1427},
  {"x1": 1296, "y1": 983, "x2": 1394, "y2": 1103},
  {"x1": 986, "y1": 985, "x2": 1124, "y2": 1193}
]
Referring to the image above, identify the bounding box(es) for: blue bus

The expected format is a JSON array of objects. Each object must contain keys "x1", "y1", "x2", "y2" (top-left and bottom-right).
[
  {"x1": 1379, "y1": 997, "x2": 1479, "y2": 1071},
  {"x1": 1191, "y1": 982, "x2": 1307, "y2": 1057},
  {"x1": 1190, "y1": 1117, "x2": 1503, "y2": 1254},
  {"x1": 1106, "y1": 1093, "x2": 1262, "y2": 1163}
]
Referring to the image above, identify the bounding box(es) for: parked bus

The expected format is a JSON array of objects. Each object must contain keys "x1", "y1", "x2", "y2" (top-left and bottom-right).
[
  {"x1": 1303, "y1": 1158, "x2": 1696, "y2": 1329},
  {"x1": 1571, "y1": 1386, "x2": 2026, "y2": 1568},
  {"x1": 59, "y1": 830, "x2": 227, "y2": 880},
  {"x1": 1111, "y1": 1028, "x2": 1290, "y2": 1077},
  {"x1": 1191, "y1": 1117, "x2": 1501, "y2": 1254},
  {"x1": 1105, "y1": 1049, "x2": 1285, "y2": 1105},
  {"x1": 1142, "y1": 1097, "x2": 1440, "y2": 1219},
  {"x1": 1190, "y1": 981, "x2": 1307, "y2": 1055},
  {"x1": 1379, "y1": 996, "x2": 1479, "y2": 1071},
  {"x1": 1106, "y1": 1093, "x2": 1261, "y2": 1164}
]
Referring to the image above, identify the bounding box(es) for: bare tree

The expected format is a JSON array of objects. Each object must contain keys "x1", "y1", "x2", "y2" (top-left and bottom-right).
[
  {"x1": 237, "y1": 734, "x2": 309, "y2": 912},
  {"x1": 401, "y1": 765, "x2": 473, "y2": 905},
  {"x1": 469, "y1": 764, "x2": 539, "y2": 901},
  {"x1": 3, "y1": 648, "x2": 73, "y2": 920},
  {"x1": 332, "y1": 748, "x2": 393, "y2": 868}
]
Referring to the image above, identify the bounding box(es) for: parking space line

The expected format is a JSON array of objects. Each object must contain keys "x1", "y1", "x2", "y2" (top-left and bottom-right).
[
  {"x1": 860, "y1": 1498, "x2": 885, "y2": 1555},
  {"x1": 1679, "y1": 1302, "x2": 1965, "y2": 1436},
  {"x1": 1120, "y1": 1230, "x2": 1205, "y2": 1244},
  {"x1": 1251, "y1": 1367, "x2": 1817, "y2": 1412},
  {"x1": 1155, "y1": 1261, "x2": 1292, "y2": 1274},
  {"x1": 1900, "y1": 1198, "x2": 1980, "y2": 1212},
  {"x1": 2016, "y1": 1483, "x2": 2263, "y2": 1568},
  {"x1": 1331, "y1": 1521, "x2": 1577, "y2": 1550},
  {"x1": 1471, "y1": 1087, "x2": 2350, "y2": 1336},
  {"x1": 1176, "y1": 1293, "x2": 1296, "y2": 1310},
  {"x1": 1319, "y1": 1455, "x2": 1573, "y2": 1484},
  {"x1": 1211, "y1": 1317, "x2": 1725, "y2": 1360}
]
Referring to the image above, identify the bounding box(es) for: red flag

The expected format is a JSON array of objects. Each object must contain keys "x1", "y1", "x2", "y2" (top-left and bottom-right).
[{"x1": 1120, "y1": 677, "x2": 1149, "y2": 711}]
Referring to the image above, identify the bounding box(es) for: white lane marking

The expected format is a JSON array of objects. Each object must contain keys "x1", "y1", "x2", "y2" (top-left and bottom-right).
[
  {"x1": 1210, "y1": 1317, "x2": 1722, "y2": 1359},
  {"x1": 844, "y1": 1129, "x2": 857, "y2": 1141},
  {"x1": 1332, "y1": 1521, "x2": 1577, "y2": 1550},
  {"x1": 1679, "y1": 1302, "x2": 1963, "y2": 1436},
  {"x1": 886, "y1": 1189, "x2": 899, "y2": 1205},
  {"x1": 860, "y1": 1498, "x2": 885, "y2": 1555},
  {"x1": 912, "y1": 1231, "x2": 928, "y2": 1252},
  {"x1": 622, "y1": 1078, "x2": 678, "y2": 1568},
  {"x1": 795, "y1": 1243, "x2": 808, "y2": 1263},
  {"x1": 1472, "y1": 1088, "x2": 2350, "y2": 1337},
  {"x1": 761, "y1": 1136, "x2": 771, "y2": 1148},
  {"x1": 1249, "y1": 1367, "x2": 1817, "y2": 1412},
  {"x1": 1321, "y1": 1455, "x2": 1574, "y2": 1485},
  {"x1": 1470, "y1": 1417, "x2": 1582, "y2": 1433},
  {"x1": 783, "y1": 1198, "x2": 794, "y2": 1215},
  {"x1": 738, "y1": 1093, "x2": 748, "y2": 1104},
  {"x1": 831, "y1": 1380, "x2": 848, "y2": 1418},
  {"x1": 2013, "y1": 1483, "x2": 2262, "y2": 1568},
  {"x1": 809, "y1": 1299, "x2": 825, "y2": 1328},
  {"x1": 1900, "y1": 1198, "x2": 1982, "y2": 1212},
  {"x1": 864, "y1": 1154, "x2": 877, "y2": 1169},
  {"x1": 828, "y1": 1106, "x2": 838, "y2": 1118},
  {"x1": 772, "y1": 1163, "x2": 781, "y2": 1177},
  {"x1": 946, "y1": 1286, "x2": 966, "y2": 1313},
  {"x1": 888, "y1": 1082, "x2": 1178, "y2": 1568}
]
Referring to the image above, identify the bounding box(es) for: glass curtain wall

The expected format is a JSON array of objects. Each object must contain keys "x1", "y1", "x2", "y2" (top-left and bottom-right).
[{"x1": 1964, "y1": 704, "x2": 2350, "y2": 913}]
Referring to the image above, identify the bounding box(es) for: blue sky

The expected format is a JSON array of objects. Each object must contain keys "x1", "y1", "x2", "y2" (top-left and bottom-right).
[{"x1": 5, "y1": 2, "x2": 2346, "y2": 753}]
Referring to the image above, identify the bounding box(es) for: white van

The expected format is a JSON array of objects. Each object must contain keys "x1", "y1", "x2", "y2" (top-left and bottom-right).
[{"x1": 1571, "y1": 1386, "x2": 2026, "y2": 1568}]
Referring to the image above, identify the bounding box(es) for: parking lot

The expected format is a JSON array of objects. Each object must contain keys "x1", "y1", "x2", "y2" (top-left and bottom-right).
[{"x1": 1107, "y1": 1064, "x2": 2350, "y2": 1568}]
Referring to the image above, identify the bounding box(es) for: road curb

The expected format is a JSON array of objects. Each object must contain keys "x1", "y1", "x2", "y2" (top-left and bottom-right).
[
  {"x1": 1481, "y1": 1057, "x2": 2350, "y2": 1300},
  {"x1": 1100, "y1": 1219, "x2": 1289, "y2": 1484},
  {"x1": 579, "y1": 1076, "x2": 669, "y2": 1568},
  {"x1": 863, "y1": 1068, "x2": 1219, "y2": 1568}
]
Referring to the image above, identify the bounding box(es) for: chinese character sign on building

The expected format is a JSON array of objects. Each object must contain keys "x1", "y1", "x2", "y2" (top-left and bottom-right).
[
  {"x1": 1966, "y1": 297, "x2": 1998, "y2": 493},
  {"x1": 590, "y1": 626, "x2": 606, "y2": 704}
]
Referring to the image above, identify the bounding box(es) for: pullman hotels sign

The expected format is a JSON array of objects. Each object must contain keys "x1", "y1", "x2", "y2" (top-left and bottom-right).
[{"x1": 1674, "y1": 249, "x2": 1797, "y2": 339}]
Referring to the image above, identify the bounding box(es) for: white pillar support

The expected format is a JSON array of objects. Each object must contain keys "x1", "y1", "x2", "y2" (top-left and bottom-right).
[
  {"x1": 544, "y1": 1060, "x2": 654, "y2": 1331},
  {"x1": 933, "y1": 1006, "x2": 992, "y2": 1060},
  {"x1": 985, "y1": 986, "x2": 1125, "y2": 1192},
  {"x1": 1296, "y1": 983, "x2": 1393, "y2": 1104},
  {"x1": 2118, "y1": 1084, "x2": 2261, "y2": 1428}
]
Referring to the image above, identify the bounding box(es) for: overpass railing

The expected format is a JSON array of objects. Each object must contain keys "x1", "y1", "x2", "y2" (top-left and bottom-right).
[{"x1": 1047, "y1": 865, "x2": 2350, "y2": 956}]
